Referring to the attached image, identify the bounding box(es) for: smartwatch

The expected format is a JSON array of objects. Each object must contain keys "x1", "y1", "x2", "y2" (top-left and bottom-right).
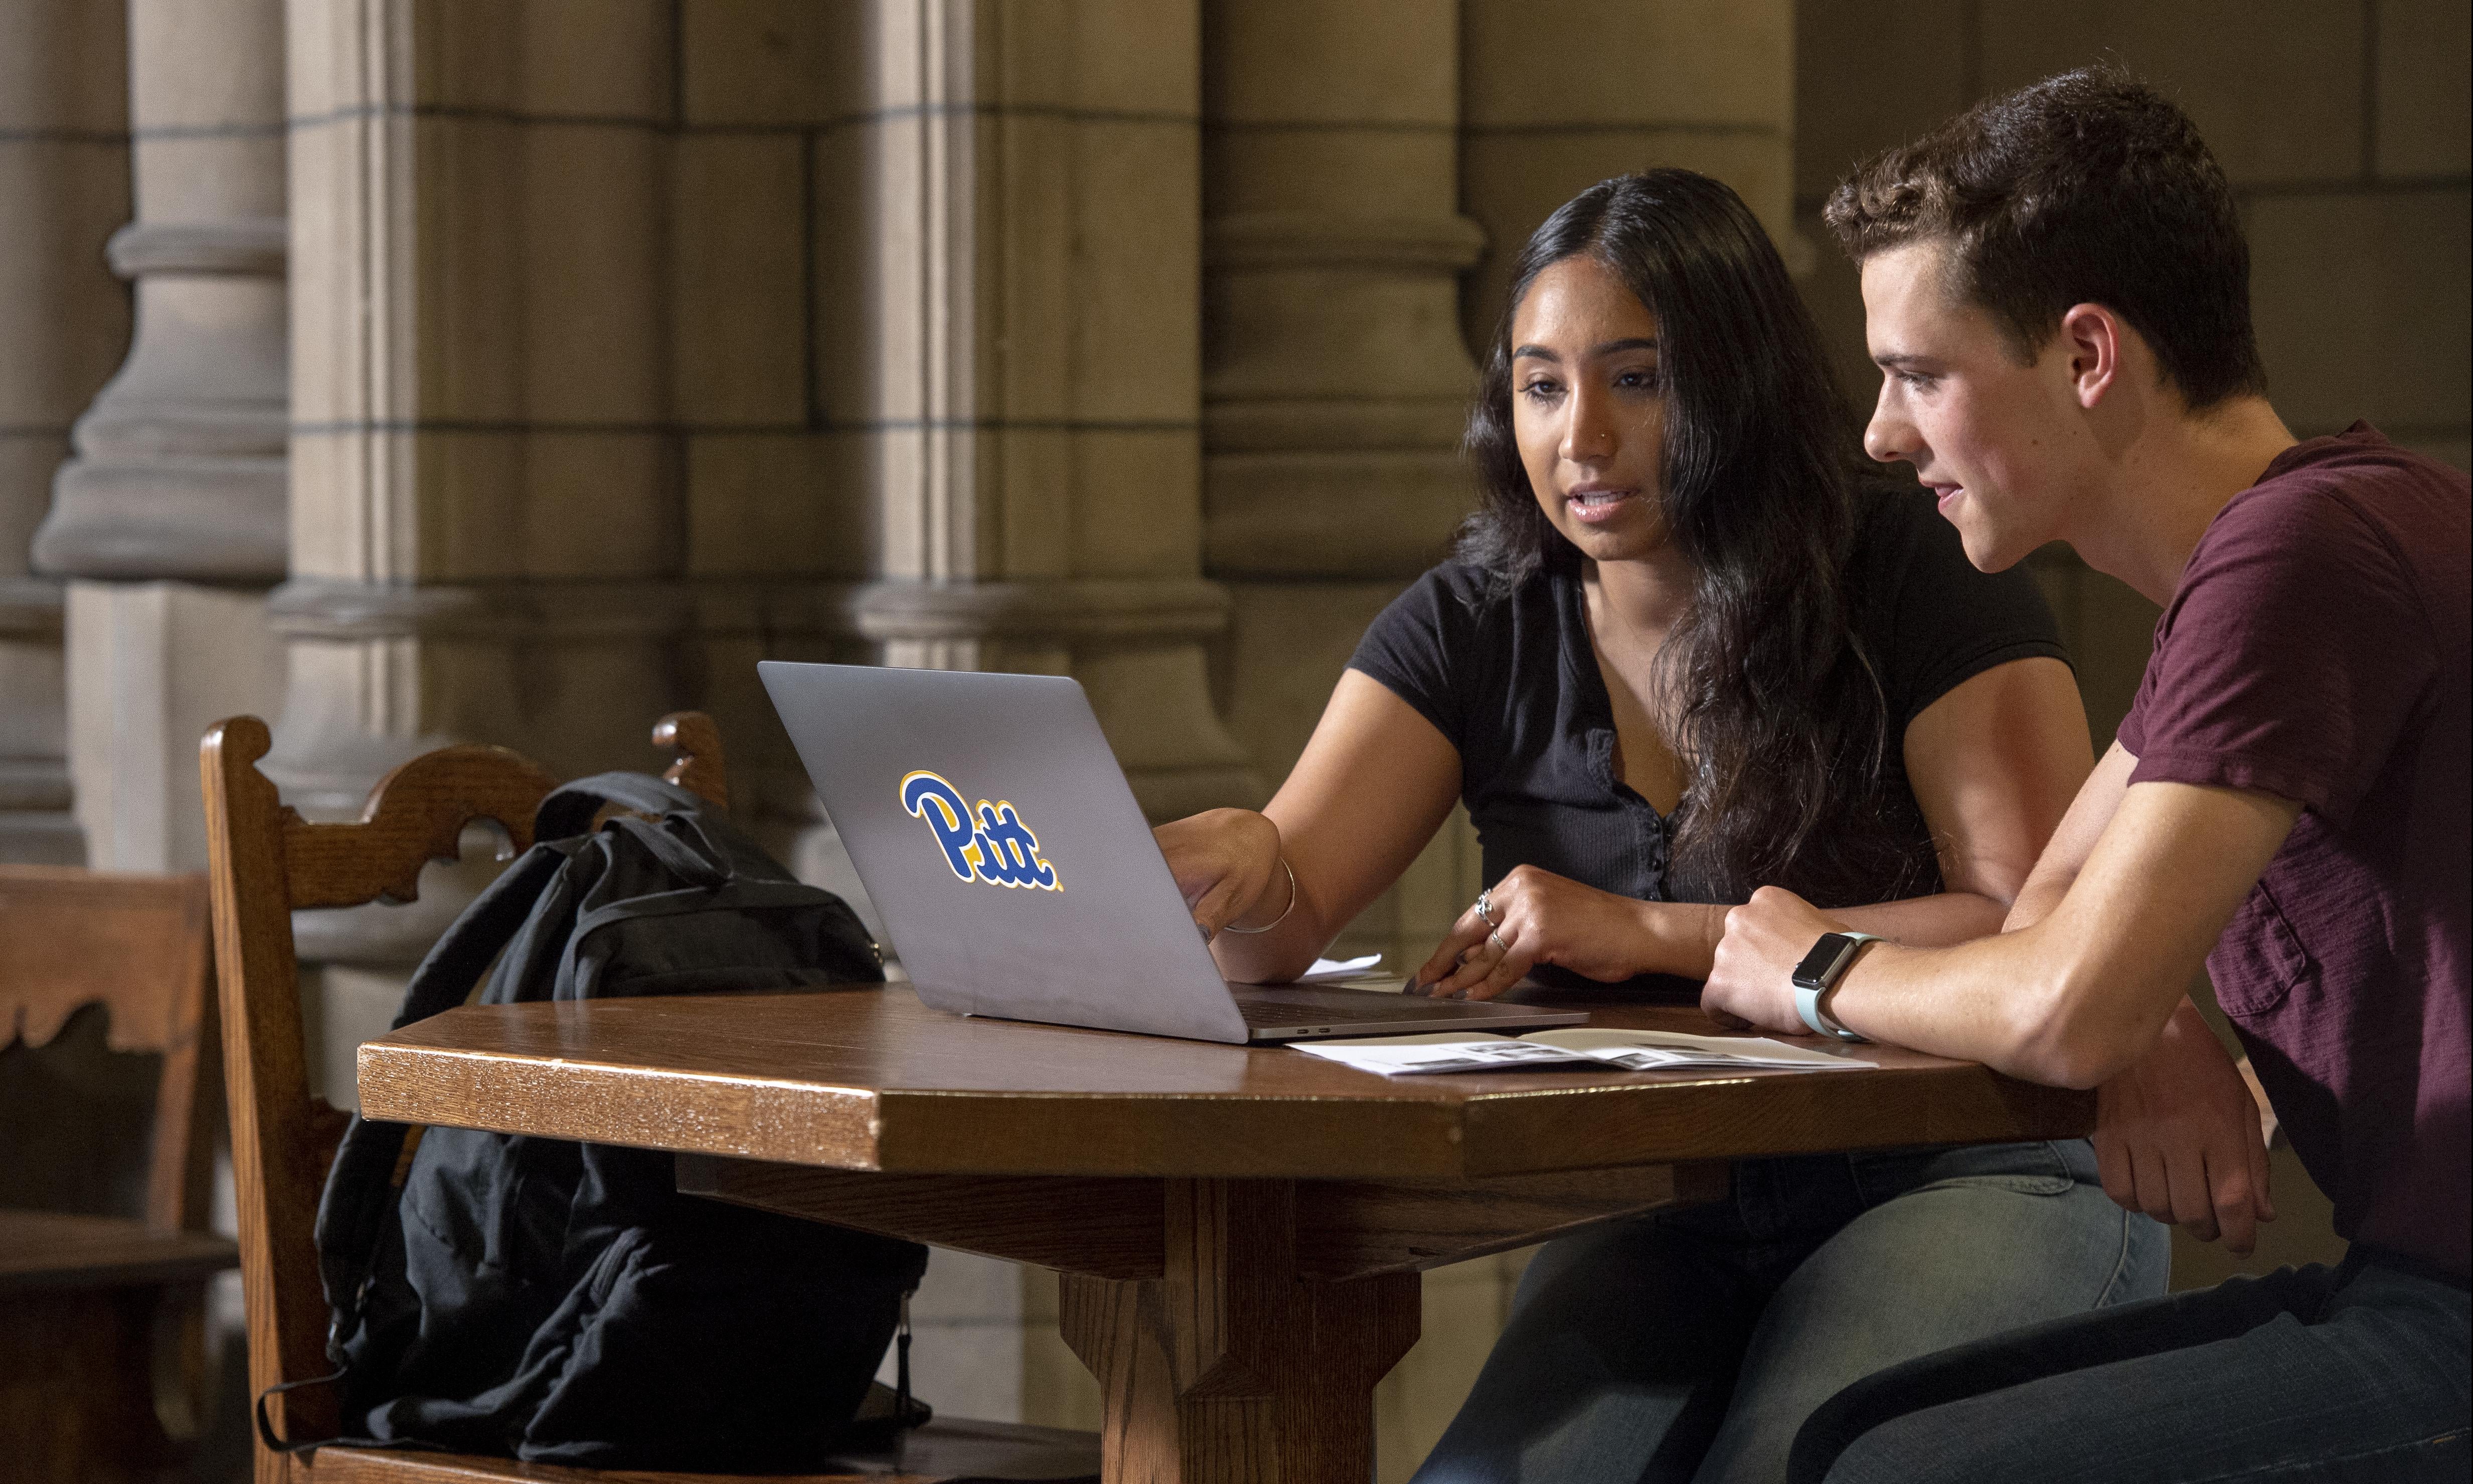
[{"x1": 1791, "y1": 931, "x2": 1884, "y2": 1041}]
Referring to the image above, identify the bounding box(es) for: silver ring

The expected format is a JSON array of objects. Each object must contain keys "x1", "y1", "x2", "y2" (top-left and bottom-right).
[
  {"x1": 1488, "y1": 929, "x2": 1511, "y2": 956},
  {"x1": 1475, "y1": 890, "x2": 1499, "y2": 929}
]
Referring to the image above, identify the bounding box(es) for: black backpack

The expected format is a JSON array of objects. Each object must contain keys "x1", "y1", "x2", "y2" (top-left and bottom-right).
[{"x1": 298, "y1": 773, "x2": 930, "y2": 1470}]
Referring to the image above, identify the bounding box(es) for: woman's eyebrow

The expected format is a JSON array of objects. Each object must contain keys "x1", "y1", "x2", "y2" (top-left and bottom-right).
[{"x1": 1512, "y1": 337, "x2": 1660, "y2": 362}]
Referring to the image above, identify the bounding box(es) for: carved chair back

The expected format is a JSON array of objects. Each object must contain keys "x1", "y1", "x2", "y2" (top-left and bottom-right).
[
  {"x1": 198, "y1": 712, "x2": 727, "y2": 1471},
  {"x1": 0, "y1": 866, "x2": 217, "y2": 1232}
]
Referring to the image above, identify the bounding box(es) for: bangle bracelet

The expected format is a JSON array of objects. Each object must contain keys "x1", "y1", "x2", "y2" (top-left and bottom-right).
[{"x1": 1221, "y1": 857, "x2": 1298, "y2": 935}]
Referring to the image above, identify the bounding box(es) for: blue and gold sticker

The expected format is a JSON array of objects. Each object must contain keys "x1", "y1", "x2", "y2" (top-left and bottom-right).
[{"x1": 899, "y1": 770, "x2": 1062, "y2": 890}]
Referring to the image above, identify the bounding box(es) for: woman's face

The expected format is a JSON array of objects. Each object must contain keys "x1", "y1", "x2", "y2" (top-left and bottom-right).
[{"x1": 1509, "y1": 254, "x2": 1671, "y2": 563}]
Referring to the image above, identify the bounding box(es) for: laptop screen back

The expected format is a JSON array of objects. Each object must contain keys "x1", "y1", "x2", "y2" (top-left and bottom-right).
[{"x1": 758, "y1": 662, "x2": 1251, "y2": 1043}]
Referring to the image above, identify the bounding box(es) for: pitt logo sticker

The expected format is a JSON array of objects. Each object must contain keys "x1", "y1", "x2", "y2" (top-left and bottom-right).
[{"x1": 899, "y1": 770, "x2": 1062, "y2": 891}]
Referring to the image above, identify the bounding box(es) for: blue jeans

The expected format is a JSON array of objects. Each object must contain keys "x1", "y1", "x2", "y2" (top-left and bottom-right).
[
  {"x1": 1792, "y1": 1254, "x2": 2471, "y2": 1482},
  {"x1": 1410, "y1": 1139, "x2": 2167, "y2": 1483}
]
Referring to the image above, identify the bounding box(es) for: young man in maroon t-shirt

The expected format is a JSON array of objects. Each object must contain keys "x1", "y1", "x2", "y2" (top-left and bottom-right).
[{"x1": 1701, "y1": 66, "x2": 2468, "y2": 1481}]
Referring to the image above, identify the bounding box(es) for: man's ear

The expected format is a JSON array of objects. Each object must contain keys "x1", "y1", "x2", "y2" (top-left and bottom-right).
[{"x1": 2059, "y1": 302, "x2": 2123, "y2": 409}]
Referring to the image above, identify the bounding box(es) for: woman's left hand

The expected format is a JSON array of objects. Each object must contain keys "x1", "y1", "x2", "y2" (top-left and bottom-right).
[
  {"x1": 1412, "y1": 865, "x2": 1655, "y2": 1000},
  {"x1": 1702, "y1": 885, "x2": 1849, "y2": 1033}
]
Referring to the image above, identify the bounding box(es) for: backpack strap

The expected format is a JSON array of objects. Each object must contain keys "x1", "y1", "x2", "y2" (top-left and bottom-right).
[
  {"x1": 599, "y1": 813, "x2": 734, "y2": 892},
  {"x1": 391, "y1": 843, "x2": 575, "y2": 1030},
  {"x1": 311, "y1": 842, "x2": 570, "y2": 1362},
  {"x1": 537, "y1": 773, "x2": 737, "y2": 889},
  {"x1": 534, "y1": 772, "x2": 710, "y2": 842}
]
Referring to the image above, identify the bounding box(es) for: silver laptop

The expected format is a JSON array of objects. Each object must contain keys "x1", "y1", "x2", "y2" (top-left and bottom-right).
[{"x1": 758, "y1": 662, "x2": 1588, "y2": 1045}]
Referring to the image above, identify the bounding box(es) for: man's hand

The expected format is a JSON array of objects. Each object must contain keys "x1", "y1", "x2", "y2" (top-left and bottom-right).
[
  {"x1": 2094, "y1": 999, "x2": 2277, "y2": 1255},
  {"x1": 1702, "y1": 886, "x2": 1852, "y2": 1034}
]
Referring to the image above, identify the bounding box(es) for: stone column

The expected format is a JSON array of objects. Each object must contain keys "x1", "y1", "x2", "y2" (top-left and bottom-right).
[
  {"x1": 1461, "y1": 0, "x2": 1801, "y2": 343},
  {"x1": 34, "y1": 0, "x2": 289, "y2": 872},
  {"x1": 1202, "y1": 0, "x2": 1483, "y2": 583},
  {"x1": 818, "y1": 0, "x2": 1259, "y2": 823},
  {"x1": 267, "y1": 0, "x2": 687, "y2": 1079},
  {"x1": 0, "y1": 0, "x2": 130, "y2": 865},
  {"x1": 272, "y1": 0, "x2": 679, "y2": 812},
  {"x1": 1200, "y1": 0, "x2": 1486, "y2": 958}
]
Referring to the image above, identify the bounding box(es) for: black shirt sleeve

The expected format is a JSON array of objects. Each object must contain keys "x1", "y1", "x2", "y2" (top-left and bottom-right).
[
  {"x1": 1345, "y1": 563, "x2": 1493, "y2": 755},
  {"x1": 1853, "y1": 489, "x2": 2071, "y2": 732}
]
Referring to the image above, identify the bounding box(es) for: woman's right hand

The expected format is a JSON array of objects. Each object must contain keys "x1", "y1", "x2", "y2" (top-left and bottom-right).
[
  {"x1": 1152, "y1": 808, "x2": 1285, "y2": 938},
  {"x1": 1414, "y1": 864, "x2": 1687, "y2": 999}
]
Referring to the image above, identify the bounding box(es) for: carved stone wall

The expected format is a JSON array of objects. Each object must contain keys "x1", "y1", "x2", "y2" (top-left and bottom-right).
[
  {"x1": 0, "y1": 0, "x2": 129, "y2": 864},
  {"x1": 1198, "y1": 0, "x2": 1485, "y2": 982},
  {"x1": 37, "y1": 0, "x2": 288, "y2": 584},
  {"x1": 271, "y1": 0, "x2": 683, "y2": 819},
  {"x1": 37, "y1": 0, "x2": 289, "y2": 875},
  {"x1": 1462, "y1": 0, "x2": 1801, "y2": 345},
  {"x1": 272, "y1": 0, "x2": 1252, "y2": 820}
]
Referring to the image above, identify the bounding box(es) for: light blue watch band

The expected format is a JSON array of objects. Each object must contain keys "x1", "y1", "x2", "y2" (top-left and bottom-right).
[{"x1": 1794, "y1": 932, "x2": 1885, "y2": 1041}]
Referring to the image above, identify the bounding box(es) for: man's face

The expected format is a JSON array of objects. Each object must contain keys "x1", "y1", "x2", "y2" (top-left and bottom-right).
[{"x1": 1859, "y1": 242, "x2": 2092, "y2": 571}]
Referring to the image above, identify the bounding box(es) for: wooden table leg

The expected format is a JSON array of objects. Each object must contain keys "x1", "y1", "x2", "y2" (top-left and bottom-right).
[
  {"x1": 1060, "y1": 1178, "x2": 1421, "y2": 1484},
  {"x1": 681, "y1": 1158, "x2": 1724, "y2": 1480}
]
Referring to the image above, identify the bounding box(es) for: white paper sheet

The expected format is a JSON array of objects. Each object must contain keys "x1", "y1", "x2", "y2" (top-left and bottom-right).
[
  {"x1": 1292, "y1": 1027, "x2": 1874, "y2": 1077},
  {"x1": 1296, "y1": 953, "x2": 1384, "y2": 983},
  {"x1": 1525, "y1": 1028, "x2": 1873, "y2": 1070}
]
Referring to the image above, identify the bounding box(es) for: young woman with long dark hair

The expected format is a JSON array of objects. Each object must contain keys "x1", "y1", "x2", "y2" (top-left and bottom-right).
[{"x1": 1156, "y1": 171, "x2": 2167, "y2": 1481}]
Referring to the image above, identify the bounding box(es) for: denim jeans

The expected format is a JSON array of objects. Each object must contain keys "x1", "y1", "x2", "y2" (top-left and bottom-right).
[
  {"x1": 1409, "y1": 1138, "x2": 2167, "y2": 1484},
  {"x1": 1791, "y1": 1254, "x2": 2471, "y2": 1483}
]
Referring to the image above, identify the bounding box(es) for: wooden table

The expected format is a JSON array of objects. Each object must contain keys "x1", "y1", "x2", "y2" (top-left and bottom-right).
[{"x1": 357, "y1": 985, "x2": 2090, "y2": 1483}]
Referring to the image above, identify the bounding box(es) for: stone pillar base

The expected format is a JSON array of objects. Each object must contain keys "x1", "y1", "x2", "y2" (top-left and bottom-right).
[
  {"x1": 66, "y1": 580, "x2": 284, "y2": 871},
  {"x1": 39, "y1": 452, "x2": 287, "y2": 582}
]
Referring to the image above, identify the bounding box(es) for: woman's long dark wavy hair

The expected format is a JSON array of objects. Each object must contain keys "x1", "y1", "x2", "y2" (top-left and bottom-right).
[{"x1": 1461, "y1": 170, "x2": 1933, "y2": 906}]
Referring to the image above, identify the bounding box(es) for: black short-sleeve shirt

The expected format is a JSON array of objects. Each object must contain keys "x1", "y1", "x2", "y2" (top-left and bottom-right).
[{"x1": 1349, "y1": 491, "x2": 2066, "y2": 991}]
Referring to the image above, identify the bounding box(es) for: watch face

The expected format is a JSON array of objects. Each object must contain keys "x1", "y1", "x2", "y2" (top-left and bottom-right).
[{"x1": 1792, "y1": 933, "x2": 1856, "y2": 988}]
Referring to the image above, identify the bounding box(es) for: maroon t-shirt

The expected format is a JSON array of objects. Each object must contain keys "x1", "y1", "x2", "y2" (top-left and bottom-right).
[{"x1": 2118, "y1": 424, "x2": 2469, "y2": 1280}]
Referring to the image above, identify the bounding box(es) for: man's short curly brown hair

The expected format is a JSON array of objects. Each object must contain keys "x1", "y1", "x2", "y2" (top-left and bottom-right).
[{"x1": 1826, "y1": 65, "x2": 2268, "y2": 409}]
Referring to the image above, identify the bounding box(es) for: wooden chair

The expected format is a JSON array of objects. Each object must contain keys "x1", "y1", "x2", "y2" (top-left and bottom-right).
[
  {"x1": 0, "y1": 864, "x2": 238, "y2": 1483},
  {"x1": 201, "y1": 712, "x2": 1099, "y2": 1484}
]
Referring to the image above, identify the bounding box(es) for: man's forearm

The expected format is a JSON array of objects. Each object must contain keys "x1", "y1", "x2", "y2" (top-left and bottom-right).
[
  {"x1": 1706, "y1": 781, "x2": 2301, "y2": 1089},
  {"x1": 1826, "y1": 784, "x2": 2301, "y2": 1085},
  {"x1": 1821, "y1": 922, "x2": 2172, "y2": 1087}
]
